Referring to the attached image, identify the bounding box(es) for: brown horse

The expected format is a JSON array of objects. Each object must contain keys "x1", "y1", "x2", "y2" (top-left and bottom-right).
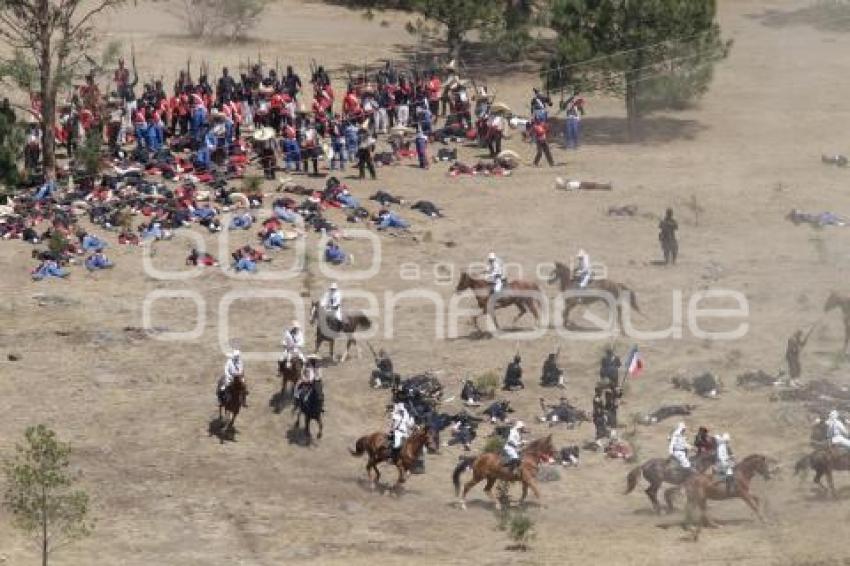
[
  {"x1": 795, "y1": 447, "x2": 850, "y2": 498},
  {"x1": 624, "y1": 452, "x2": 716, "y2": 513},
  {"x1": 277, "y1": 356, "x2": 303, "y2": 401},
  {"x1": 310, "y1": 301, "x2": 372, "y2": 362},
  {"x1": 683, "y1": 454, "x2": 775, "y2": 540},
  {"x1": 350, "y1": 426, "x2": 437, "y2": 492},
  {"x1": 548, "y1": 262, "x2": 641, "y2": 329},
  {"x1": 217, "y1": 374, "x2": 246, "y2": 436},
  {"x1": 824, "y1": 292, "x2": 850, "y2": 352},
  {"x1": 452, "y1": 435, "x2": 556, "y2": 510},
  {"x1": 455, "y1": 271, "x2": 543, "y2": 332}
]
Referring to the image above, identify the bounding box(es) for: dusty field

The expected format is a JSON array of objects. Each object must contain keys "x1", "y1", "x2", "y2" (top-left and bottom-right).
[{"x1": 3, "y1": 0, "x2": 850, "y2": 564}]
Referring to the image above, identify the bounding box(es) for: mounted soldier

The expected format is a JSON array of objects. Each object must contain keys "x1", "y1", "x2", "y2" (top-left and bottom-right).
[
  {"x1": 503, "y1": 420, "x2": 527, "y2": 474},
  {"x1": 826, "y1": 410, "x2": 850, "y2": 450},
  {"x1": 574, "y1": 248, "x2": 592, "y2": 289},
  {"x1": 217, "y1": 349, "x2": 246, "y2": 407},
  {"x1": 281, "y1": 319, "x2": 305, "y2": 369},
  {"x1": 389, "y1": 401, "x2": 415, "y2": 463},
  {"x1": 668, "y1": 422, "x2": 692, "y2": 473},
  {"x1": 320, "y1": 281, "x2": 342, "y2": 322},
  {"x1": 715, "y1": 432, "x2": 736, "y2": 495},
  {"x1": 484, "y1": 252, "x2": 505, "y2": 296}
]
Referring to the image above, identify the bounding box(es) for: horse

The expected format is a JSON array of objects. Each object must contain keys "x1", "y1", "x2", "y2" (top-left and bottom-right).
[
  {"x1": 217, "y1": 374, "x2": 246, "y2": 436},
  {"x1": 350, "y1": 426, "x2": 437, "y2": 492},
  {"x1": 795, "y1": 447, "x2": 850, "y2": 498},
  {"x1": 548, "y1": 262, "x2": 641, "y2": 329},
  {"x1": 682, "y1": 454, "x2": 775, "y2": 540},
  {"x1": 309, "y1": 301, "x2": 372, "y2": 362},
  {"x1": 293, "y1": 380, "x2": 324, "y2": 445},
  {"x1": 454, "y1": 271, "x2": 542, "y2": 332},
  {"x1": 624, "y1": 452, "x2": 715, "y2": 513},
  {"x1": 824, "y1": 292, "x2": 850, "y2": 353},
  {"x1": 452, "y1": 435, "x2": 556, "y2": 510},
  {"x1": 277, "y1": 355, "x2": 304, "y2": 402}
]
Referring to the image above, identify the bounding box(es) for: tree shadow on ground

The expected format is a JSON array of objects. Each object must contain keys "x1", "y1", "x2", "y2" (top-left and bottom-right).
[
  {"x1": 748, "y1": 4, "x2": 850, "y2": 33},
  {"x1": 551, "y1": 115, "x2": 706, "y2": 147}
]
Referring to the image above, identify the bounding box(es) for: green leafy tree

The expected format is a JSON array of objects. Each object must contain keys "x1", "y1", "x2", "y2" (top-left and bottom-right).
[
  {"x1": 0, "y1": 0, "x2": 128, "y2": 180},
  {"x1": 330, "y1": 0, "x2": 502, "y2": 57},
  {"x1": 0, "y1": 104, "x2": 23, "y2": 189},
  {"x1": 546, "y1": 0, "x2": 731, "y2": 135},
  {"x1": 3, "y1": 425, "x2": 93, "y2": 566}
]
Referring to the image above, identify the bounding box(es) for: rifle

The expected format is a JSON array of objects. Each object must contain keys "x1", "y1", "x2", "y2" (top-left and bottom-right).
[
  {"x1": 366, "y1": 341, "x2": 379, "y2": 363},
  {"x1": 801, "y1": 323, "x2": 817, "y2": 348}
]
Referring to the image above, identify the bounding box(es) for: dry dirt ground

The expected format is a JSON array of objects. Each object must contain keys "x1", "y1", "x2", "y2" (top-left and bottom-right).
[{"x1": 3, "y1": 0, "x2": 850, "y2": 564}]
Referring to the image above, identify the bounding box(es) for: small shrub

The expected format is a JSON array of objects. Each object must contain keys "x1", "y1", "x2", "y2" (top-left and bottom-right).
[
  {"x1": 475, "y1": 370, "x2": 499, "y2": 399},
  {"x1": 508, "y1": 512, "x2": 535, "y2": 551},
  {"x1": 483, "y1": 436, "x2": 504, "y2": 455}
]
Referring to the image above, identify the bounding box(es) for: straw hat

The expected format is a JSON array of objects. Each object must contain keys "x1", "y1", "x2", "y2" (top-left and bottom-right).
[
  {"x1": 389, "y1": 125, "x2": 414, "y2": 137},
  {"x1": 490, "y1": 101, "x2": 512, "y2": 115},
  {"x1": 496, "y1": 150, "x2": 520, "y2": 168},
  {"x1": 253, "y1": 127, "x2": 276, "y2": 142}
]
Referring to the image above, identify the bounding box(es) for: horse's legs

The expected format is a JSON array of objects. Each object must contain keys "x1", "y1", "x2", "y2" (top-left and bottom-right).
[
  {"x1": 460, "y1": 472, "x2": 483, "y2": 510},
  {"x1": 316, "y1": 416, "x2": 323, "y2": 439},
  {"x1": 562, "y1": 304, "x2": 573, "y2": 328},
  {"x1": 741, "y1": 492, "x2": 764, "y2": 522},
  {"x1": 814, "y1": 468, "x2": 826, "y2": 490},
  {"x1": 663, "y1": 486, "x2": 680, "y2": 513},
  {"x1": 646, "y1": 480, "x2": 663, "y2": 514},
  {"x1": 519, "y1": 481, "x2": 529, "y2": 503},
  {"x1": 511, "y1": 303, "x2": 527, "y2": 325},
  {"x1": 828, "y1": 469, "x2": 837, "y2": 498},
  {"x1": 228, "y1": 411, "x2": 237, "y2": 433},
  {"x1": 304, "y1": 417, "x2": 312, "y2": 445}
]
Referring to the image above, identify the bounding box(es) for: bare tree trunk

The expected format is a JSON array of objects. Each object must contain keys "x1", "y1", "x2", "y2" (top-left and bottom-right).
[
  {"x1": 625, "y1": 51, "x2": 643, "y2": 140},
  {"x1": 37, "y1": 0, "x2": 56, "y2": 181},
  {"x1": 447, "y1": 24, "x2": 463, "y2": 60},
  {"x1": 41, "y1": 486, "x2": 48, "y2": 566}
]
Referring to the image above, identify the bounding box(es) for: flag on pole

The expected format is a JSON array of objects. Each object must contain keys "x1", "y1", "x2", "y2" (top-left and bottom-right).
[{"x1": 625, "y1": 345, "x2": 644, "y2": 378}]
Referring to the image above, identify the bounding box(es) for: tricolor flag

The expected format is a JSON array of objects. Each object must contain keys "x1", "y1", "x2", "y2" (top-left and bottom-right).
[{"x1": 625, "y1": 345, "x2": 644, "y2": 378}]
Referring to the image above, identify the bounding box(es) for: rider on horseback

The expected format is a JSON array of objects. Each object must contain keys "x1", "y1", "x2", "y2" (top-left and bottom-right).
[
  {"x1": 389, "y1": 401, "x2": 414, "y2": 463},
  {"x1": 218, "y1": 349, "x2": 246, "y2": 406},
  {"x1": 826, "y1": 410, "x2": 850, "y2": 449},
  {"x1": 321, "y1": 282, "x2": 343, "y2": 322},
  {"x1": 503, "y1": 420, "x2": 526, "y2": 475},
  {"x1": 714, "y1": 432, "x2": 735, "y2": 495},
  {"x1": 668, "y1": 422, "x2": 693, "y2": 473},
  {"x1": 574, "y1": 248, "x2": 592, "y2": 288},
  {"x1": 281, "y1": 320, "x2": 305, "y2": 368},
  {"x1": 295, "y1": 355, "x2": 321, "y2": 403},
  {"x1": 484, "y1": 252, "x2": 506, "y2": 296}
]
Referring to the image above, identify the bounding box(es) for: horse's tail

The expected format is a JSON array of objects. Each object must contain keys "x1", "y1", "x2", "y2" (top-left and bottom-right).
[
  {"x1": 794, "y1": 453, "x2": 811, "y2": 478},
  {"x1": 349, "y1": 436, "x2": 368, "y2": 457},
  {"x1": 452, "y1": 456, "x2": 476, "y2": 497},
  {"x1": 625, "y1": 464, "x2": 642, "y2": 494},
  {"x1": 626, "y1": 286, "x2": 641, "y2": 314}
]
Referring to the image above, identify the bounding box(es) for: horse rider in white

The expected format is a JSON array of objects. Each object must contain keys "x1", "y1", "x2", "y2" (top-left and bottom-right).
[
  {"x1": 503, "y1": 420, "x2": 526, "y2": 473},
  {"x1": 575, "y1": 248, "x2": 592, "y2": 288},
  {"x1": 390, "y1": 402, "x2": 415, "y2": 463},
  {"x1": 826, "y1": 410, "x2": 850, "y2": 449},
  {"x1": 669, "y1": 422, "x2": 692, "y2": 471},
  {"x1": 295, "y1": 354, "x2": 321, "y2": 402},
  {"x1": 218, "y1": 349, "x2": 246, "y2": 406},
  {"x1": 281, "y1": 320, "x2": 305, "y2": 368},
  {"x1": 485, "y1": 252, "x2": 506, "y2": 295},
  {"x1": 715, "y1": 432, "x2": 735, "y2": 494},
  {"x1": 321, "y1": 282, "x2": 343, "y2": 322}
]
